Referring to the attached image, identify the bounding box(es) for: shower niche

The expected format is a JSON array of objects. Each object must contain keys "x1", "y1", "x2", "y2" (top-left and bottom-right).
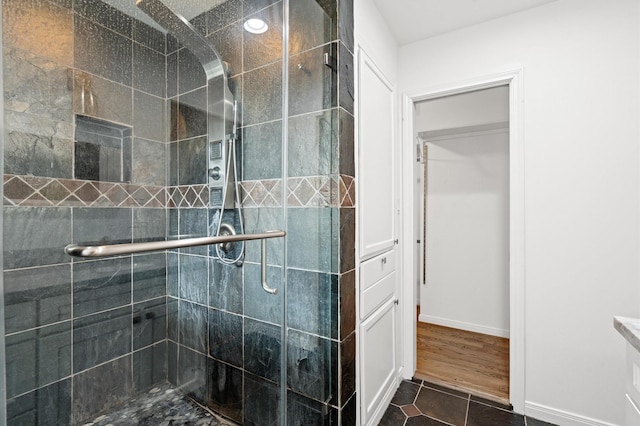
[{"x1": 74, "y1": 115, "x2": 132, "y2": 183}]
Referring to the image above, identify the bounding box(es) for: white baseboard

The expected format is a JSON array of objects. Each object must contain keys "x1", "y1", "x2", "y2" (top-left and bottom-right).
[
  {"x1": 418, "y1": 314, "x2": 510, "y2": 338},
  {"x1": 525, "y1": 402, "x2": 621, "y2": 426}
]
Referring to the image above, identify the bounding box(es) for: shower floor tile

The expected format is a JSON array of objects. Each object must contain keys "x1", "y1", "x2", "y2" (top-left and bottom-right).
[{"x1": 83, "y1": 383, "x2": 239, "y2": 426}]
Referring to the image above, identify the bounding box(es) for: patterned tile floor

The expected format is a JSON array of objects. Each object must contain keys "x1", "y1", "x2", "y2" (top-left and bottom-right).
[
  {"x1": 84, "y1": 379, "x2": 558, "y2": 426},
  {"x1": 380, "y1": 379, "x2": 557, "y2": 426},
  {"x1": 82, "y1": 384, "x2": 238, "y2": 426}
]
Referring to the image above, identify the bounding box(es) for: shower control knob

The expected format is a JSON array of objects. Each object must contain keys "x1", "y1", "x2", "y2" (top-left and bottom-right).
[{"x1": 209, "y1": 167, "x2": 221, "y2": 180}]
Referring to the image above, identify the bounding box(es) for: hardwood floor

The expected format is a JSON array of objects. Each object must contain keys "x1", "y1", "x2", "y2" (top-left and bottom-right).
[{"x1": 415, "y1": 311, "x2": 510, "y2": 404}]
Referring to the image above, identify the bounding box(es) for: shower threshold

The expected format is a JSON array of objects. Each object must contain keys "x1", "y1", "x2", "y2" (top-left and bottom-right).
[{"x1": 81, "y1": 383, "x2": 239, "y2": 426}]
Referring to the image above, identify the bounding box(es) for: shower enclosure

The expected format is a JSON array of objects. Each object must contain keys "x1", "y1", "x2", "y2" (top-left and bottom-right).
[{"x1": 0, "y1": 0, "x2": 355, "y2": 424}]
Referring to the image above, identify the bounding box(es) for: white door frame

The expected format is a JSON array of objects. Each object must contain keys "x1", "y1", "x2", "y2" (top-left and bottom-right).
[{"x1": 399, "y1": 68, "x2": 525, "y2": 413}]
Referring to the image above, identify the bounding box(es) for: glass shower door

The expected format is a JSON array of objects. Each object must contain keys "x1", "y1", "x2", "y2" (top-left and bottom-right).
[
  {"x1": 1, "y1": 0, "x2": 289, "y2": 424},
  {"x1": 1, "y1": 0, "x2": 354, "y2": 424}
]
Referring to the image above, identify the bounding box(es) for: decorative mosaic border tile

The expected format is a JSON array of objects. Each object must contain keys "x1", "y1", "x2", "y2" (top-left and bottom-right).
[
  {"x1": 3, "y1": 174, "x2": 354, "y2": 209},
  {"x1": 239, "y1": 179, "x2": 282, "y2": 208},
  {"x1": 240, "y1": 175, "x2": 355, "y2": 208},
  {"x1": 166, "y1": 185, "x2": 209, "y2": 208},
  {"x1": 3, "y1": 174, "x2": 208, "y2": 209}
]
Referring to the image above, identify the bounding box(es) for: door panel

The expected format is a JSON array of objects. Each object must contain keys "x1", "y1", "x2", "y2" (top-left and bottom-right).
[
  {"x1": 360, "y1": 298, "x2": 396, "y2": 425},
  {"x1": 358, "y1": 50, "x2": 395, "y2": 260}
]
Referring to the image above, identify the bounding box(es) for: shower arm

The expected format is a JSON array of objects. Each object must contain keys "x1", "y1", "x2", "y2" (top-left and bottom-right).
[{"x1": 136, "y1": 0, "x2": 225, "y2": 81}]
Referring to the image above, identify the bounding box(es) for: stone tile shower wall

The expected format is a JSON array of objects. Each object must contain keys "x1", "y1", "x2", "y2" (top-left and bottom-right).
[
  {"x1": 164, "y1": 0, "x2": 356, "y2": 424},
  {"x1": 164, "y1": 1, "x2": 294, "y2": 424},
  {"x1": 2, "y1": 0, "x2": 171, "y2": 423},
  {"x1": 283, "y1": 0, "x2": 356, "y2": 423},
  {"x1": 1, "y1": 0, "x2": 354, "y2": 425}
]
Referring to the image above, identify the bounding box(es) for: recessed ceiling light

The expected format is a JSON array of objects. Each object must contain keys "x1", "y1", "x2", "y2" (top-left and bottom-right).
[{"x1": 244, "y1": 18, "x2": 268, "y2": 34}]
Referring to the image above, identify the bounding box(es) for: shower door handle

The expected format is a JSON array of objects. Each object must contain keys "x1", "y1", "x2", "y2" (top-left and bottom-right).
[
  {"x1": 261, "y1": 233, "x2": 278, "y2": 295},
  {"x1": 65, "y1": 230, "x2": 285, "y2": 257}
]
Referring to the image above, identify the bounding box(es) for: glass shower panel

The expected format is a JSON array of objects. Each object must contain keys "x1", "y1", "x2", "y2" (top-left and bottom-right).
[
  {"x1": 0, "y1": 0, "x2": 288, "y2": 424},
  {"x1": 285, "y1": 0, "x2": 356, "y2": 423},
  {"x1": 164, "y1": 2, "x2": 288, "y2": 425},
  {"x1": 1, "y1": 0, "x2": 354, "y2": 424}
]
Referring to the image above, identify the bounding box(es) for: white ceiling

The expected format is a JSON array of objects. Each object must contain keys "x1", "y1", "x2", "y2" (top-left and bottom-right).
[
  {"x1": 372, "y1": 0, "x2": 557, "y2": 46},
  {"x1": 108, "y1": 0, "x2": 557, "y2": 42}
]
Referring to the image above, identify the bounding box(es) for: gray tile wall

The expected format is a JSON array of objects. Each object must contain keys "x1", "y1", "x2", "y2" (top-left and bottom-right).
[
  {"x1": 284, "y1": 0, "x2": 356, "y2": 421},
  {"x1": 2, "y1": 0, "x2": 354, "y2": 425},
  {"x1": 2, "y1": 0, "x2": 170, "y2": 424},
  {"x1": 165, "y1": 1, "x2": 356, "y2": 425},
  {"x1": 176, "y1": 0, "x2": 286, "y2": 420}
]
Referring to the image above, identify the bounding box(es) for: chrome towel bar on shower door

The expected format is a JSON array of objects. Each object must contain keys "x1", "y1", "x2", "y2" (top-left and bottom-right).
[{"x1": 64, "y1": 230, "x2": 286, "y2": 295}]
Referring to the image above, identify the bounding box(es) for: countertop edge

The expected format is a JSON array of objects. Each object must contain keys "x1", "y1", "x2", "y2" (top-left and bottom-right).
[{"x1": 615, "y1": 315, "x2": 640, "y2": 354}]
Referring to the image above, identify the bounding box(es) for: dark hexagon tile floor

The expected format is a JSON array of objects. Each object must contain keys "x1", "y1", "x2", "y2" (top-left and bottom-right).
[{"x1": 379, "y1": 379, "x2": 558, "y2": 426}]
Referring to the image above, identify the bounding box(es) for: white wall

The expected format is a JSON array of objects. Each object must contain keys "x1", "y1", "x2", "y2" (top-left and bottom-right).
[
  {"x1": 354, "y1": 0, "x2": 398, "y2": 83},
  {"x1": 415, "y1": 88, "x2": 510, "y2": 336},
  {"x1": 399, "y1": 1, "x2": 640, "y2": 425},
  {"x1": 420, "y1": 129, "x2": 510, "y2": 337},
  {"x1": 415, "y1": 86, "x2": 509, "y2": 132},
  {"x1": 414, "y1": 87, "x2": 510, "y2": 306},
  {"x1": 416, "y1": 88, "x2": 510, "y2": 337}
]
